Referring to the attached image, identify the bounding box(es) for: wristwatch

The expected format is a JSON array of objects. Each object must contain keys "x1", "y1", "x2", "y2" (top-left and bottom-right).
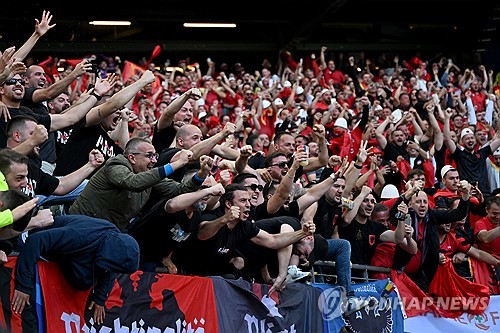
[{"x1": 90, "y1": 91, "x2": 102, "y2": 101}]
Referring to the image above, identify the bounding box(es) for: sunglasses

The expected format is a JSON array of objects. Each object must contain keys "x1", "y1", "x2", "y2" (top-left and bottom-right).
[
  {"x1": 245, "y1": 184, "x2": 264, "y2": 192},
  {"x1": 4, "y1": 78, "x2": 24, "y2": 86},
  {"x1": 270, "y1": 161, "x2": 288, "y2": 169}
]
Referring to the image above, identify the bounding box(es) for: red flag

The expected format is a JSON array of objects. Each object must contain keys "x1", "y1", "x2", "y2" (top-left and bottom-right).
[
  {"x1": 38, "y1": 56, "x2": 59, "y2": 84},
  {"x1": 396, "y1": 159, "x2": 412, "y2": 180},
  {"x1": 429, "y1": 259, "x2": 490, "y2": 316},
  {"x1": 390, "y1": 269, "x2": 442, "y2": 318},
  {"x1": 145, "y1": 45, "x2": 162, "y2": 68},
  {"x1": 122, "y1": 60, "x2": 146, "y2": 84}
]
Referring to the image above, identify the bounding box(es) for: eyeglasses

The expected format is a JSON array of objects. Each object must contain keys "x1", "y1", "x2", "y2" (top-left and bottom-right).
[
  {"x1": 270, "y1": 161, "x2": 288, "y2": 169},
  {"x1": 447, "y1": 85, "x2": 454, "y2": 88},
  {"x1": 245, "y1": 184, "x2": 264, "y2": 192},
  {"x1": 4, "y1": 78, "x2": 24, "y2": 86},
  {"x1": 131, "y1": 152, "x2": 159, "y2": 160}
]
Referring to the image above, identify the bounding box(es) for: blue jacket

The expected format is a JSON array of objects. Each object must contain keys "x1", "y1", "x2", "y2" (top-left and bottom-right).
[{"x1": 15, "y1": 215, "x2": 139, "y2": 305}]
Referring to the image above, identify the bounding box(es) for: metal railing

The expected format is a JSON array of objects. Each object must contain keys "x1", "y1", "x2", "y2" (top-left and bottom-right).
[{"x1": 312, "y1": 260, "x2": 391, "y2": 284}]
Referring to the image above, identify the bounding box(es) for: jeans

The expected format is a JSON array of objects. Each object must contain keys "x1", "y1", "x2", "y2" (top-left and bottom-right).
[
  {"x1": 35, "y1": 179, "x2": 88, "y2": 207},
  {"x1": 316, "y1": 239, "x2": 353, "y2": 295}
]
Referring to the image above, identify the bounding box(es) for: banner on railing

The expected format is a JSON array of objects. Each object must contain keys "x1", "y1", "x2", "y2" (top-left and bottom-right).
[{"x1": 0, "y1": 258, "x2": 466, "y2": 333}]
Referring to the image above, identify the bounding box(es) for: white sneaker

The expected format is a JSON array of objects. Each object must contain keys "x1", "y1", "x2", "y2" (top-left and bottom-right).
[{"x1": 285, "y1": 265, "x2": 311, "y2": 283}]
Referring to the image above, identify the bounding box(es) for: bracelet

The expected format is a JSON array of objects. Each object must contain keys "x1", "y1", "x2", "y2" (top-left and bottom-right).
[
  {"x1": 90, "y1": 92, "x2": 102, "y2": 101},
  {"x1": 353, "y1": 163, "x2": 362, "y2": 169}
]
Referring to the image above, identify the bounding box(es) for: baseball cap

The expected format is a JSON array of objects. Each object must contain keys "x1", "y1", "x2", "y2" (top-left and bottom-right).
[
  {"x1": 380, "y1": 184, "x2": 399, "y2": 199},
  {"x1": 262, "y1": 100, "x2": 271, "y2": 109},
  {"x1": 283, "y1": 81, "x2": 292, "y2": 88},
  {"x1": 460, "y1": 128, "x2": 474, "y2": 141},
  {"x1": 321, "y1": 88, "x2": 331, "y2": 95},
  {"x1": 494, "y1": 148, "x2": 500, "y2": 156},
  {"x1": 440, "y1": 165, "x2": 456, "y2": 179},
  {"x1": 374, "y1": 105, "x2": 383, "y2": 112},
  {"x1": 198, "y1": 111, "x2": 207, "y2": 119},
  {"x1": 274, "y1": 98, "x2": 284, "y2": 106},
  {"x1": 334, "y1": 118, "x2": 348, "y2": 129},
  {"x1": 296, "y1": 86, "x2": 304, "y2": 95}
]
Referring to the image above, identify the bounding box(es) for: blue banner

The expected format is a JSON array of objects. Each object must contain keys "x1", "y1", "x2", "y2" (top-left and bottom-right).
[{"x1": 312, "y1": 279, "x2": 405, "y2": 333}]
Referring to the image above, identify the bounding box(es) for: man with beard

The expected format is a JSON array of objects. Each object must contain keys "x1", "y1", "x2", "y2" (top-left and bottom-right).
[
  {"x1": 340, "y1": 186, "x2": 407, "y2": 271},
  {"x1": 194, "y1": 183, "x2": 316, "y2": 287},
  {"x1": 5, "y1": 115, "x2": 104, "y2": 202},
  {"x1": 47, "y1": 92, "x2": 71, "y2": 159},
  {"x1": 53, "y1": 70, "x2": 156, "y2": 178},
  {"x1": 128, "y1": 175, "x2": 225, "y2": 273},
  {"x1": 374, "y1": 116, "x2": 409, "y2": 163},
  {"x1": 443, "y1": 107, "x2": 500, "y2": 198}
]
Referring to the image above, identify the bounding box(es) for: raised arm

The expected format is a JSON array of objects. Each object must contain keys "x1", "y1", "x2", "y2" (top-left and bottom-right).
[
  {"x1": 31, "y1": 59, "x2": 92, "y2": 104},
  {"x1": 85, "y1": 71, "x2": 155, "y2": 126},
  {"x1": 341, "y1": 185, "x2": 372, "y2": 225},
  {"x1": 166, "y1": 183, "x2": 224, "y2": 213},
  {"x1": 267, "y1": 150, "x2": 307, "y2": 214},
  {"x1": 12, "y1": 11, "x2": 56, "y2": 62},
  {"x1": 159, "y1": 89, "x2": 202, "y2": 131},
  {"x1": 442, "y1": 108, "x2": 457, "y2": 154}
]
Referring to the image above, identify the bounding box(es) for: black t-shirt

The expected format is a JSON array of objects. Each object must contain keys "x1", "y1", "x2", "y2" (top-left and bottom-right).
[
  {"x1": 313, "y1": 196, "x2": 343, "y2": 239},
  {"x1": 338, "y1": 218, "x2": 388, "y2": 265},
  {"x1": 1, "y1": 107, "x2": 51, "y2": 148},
  {"x1": 451, "y1": 145, "x2": 492, "y2": 196},
  {"x1": 53, "y1": 121, "x2": 123, "y2": 177},
  {"x1": 21, "y1": 87, "x2": 57, "y2": 163},
  {"x1": 304, "y1": 234, "x2": 329, "y2": 269},
  {"x1": 236, "y1": 216, "x2": 301, "y2": 280},
  {"x1": 250, "y1": 199, "x2": 301, "y2": 222},
  {"x1": 198, "y1": 209, "x2": 260, "y2": 274},
  {"x1": 383, "y1": 141, "x2": 408, "y2": 163},
  {"x1": 25, "y1": 158, "x2": 60, "y2": 197},
  {"x1": 152, "y1": 123, "x2": 177, "y2": 154},
  {"x1": 54, "y1": 126, "x2": 75, "y2": 159},
  {"x1": 129, "y1": 206, "x2": 202, "y2": 262}
]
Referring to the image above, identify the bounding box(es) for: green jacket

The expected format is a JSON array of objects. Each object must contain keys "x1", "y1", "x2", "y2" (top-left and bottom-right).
[{"x1": 69, "y1": 155, "x2": 200, "y2": 231}]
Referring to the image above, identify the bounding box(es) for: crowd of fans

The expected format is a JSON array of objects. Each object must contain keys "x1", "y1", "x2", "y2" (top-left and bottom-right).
[{"x1": 1, "y1": 10, "x2": 499, "y2": 324}]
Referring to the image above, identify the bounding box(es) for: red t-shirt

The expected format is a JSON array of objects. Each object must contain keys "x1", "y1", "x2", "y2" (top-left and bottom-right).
[
  {"x1": 440, "y1": 231, "x2": 471, "y2": 258},
  {"x1": 474, "y1": 216, "x2": 500, "y2": 257}
]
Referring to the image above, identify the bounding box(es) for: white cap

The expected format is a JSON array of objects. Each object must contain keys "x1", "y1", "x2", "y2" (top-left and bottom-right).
[
  {"x1": 198, "y1": 111, "x2": 207, "y2": 119},
  {"x1": 440, "y1": 165, "x2": 456, "y2": 179},
  {"x1": 392, "y1": 109, "x2": 402, "y2": 123},
  {"x1": 262, "y1": 100, "x2": 271, "y2": 109},
  {"x1": 380, "y1": 184, "x2": 399, "y2": 199},
  {"x1": 494, "y1": 148, "x2": 500, "y2": 156},
  {"x1": 274, "y1": 98, "x2": 284, "y2": 106},
  {"x1": 374, "y1": 105, "x2": 383, "y2": 112},
  {"x1": 334, "y1": 117, "x2": 348, "y2": 129},
  {"x1": 460, "y1": 128, "x2": 474, "y2": 141},
  {"x1": 296, "y1": 86, "x2": 304, "y2": 95},
  {"x1": 283, "y1": 81, "x2": 292, "y2": 88},
  {"x1": 321, "y1": 88, "x2": 330, "y2": 95}
]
